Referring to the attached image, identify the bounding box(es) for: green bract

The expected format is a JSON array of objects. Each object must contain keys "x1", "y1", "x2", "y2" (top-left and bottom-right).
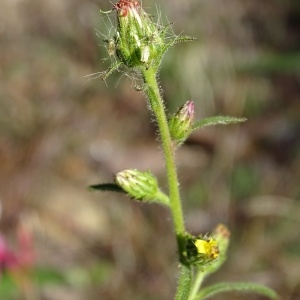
[{"x1": 115, "y1": 0, "x2": 165, "y2": 69}]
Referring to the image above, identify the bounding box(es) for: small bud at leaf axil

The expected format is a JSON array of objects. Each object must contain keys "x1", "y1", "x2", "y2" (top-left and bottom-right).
[{"x1": 169, "y1": 100, "x2": 195, "y2": 146}]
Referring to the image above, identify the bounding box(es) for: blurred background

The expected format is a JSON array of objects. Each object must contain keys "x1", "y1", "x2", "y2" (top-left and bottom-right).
[{"x1": 0, "y1": 0, "x2": 299, "y2": 299}]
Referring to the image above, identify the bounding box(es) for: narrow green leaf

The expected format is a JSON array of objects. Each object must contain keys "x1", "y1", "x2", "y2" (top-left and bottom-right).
[
  {"x1": 195, "y1": 282, "x2": 279, "y2": 300},
  {"x1": 88, "y1": 183, "x2": 124, "y2": 193},
  {"x1": 193, "y1": 116, "x2": 247, "y2": 130},
  {"x1": 236, "y1": 52, "x2": 300, "y2": 75}
]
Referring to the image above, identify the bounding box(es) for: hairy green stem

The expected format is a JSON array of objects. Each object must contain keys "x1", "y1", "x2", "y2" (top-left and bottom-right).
[
  {"x1": 175, "y1": 265, "x2": 192, "y2": 300},
  {"x1": 141, "y1": 67, "x2": 190, "y2": 299},
  {"x1": 141, "y1": 68, "x2": 185, "y2": 237},
  {"x1": 188, "y1": 271, "x2": 205, "y2": 300}
]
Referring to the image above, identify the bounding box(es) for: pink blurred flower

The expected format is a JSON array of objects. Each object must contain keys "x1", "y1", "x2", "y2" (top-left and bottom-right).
[
  {"x1": 0, "y1": 235, "x2": 18, "y2": 270},
  {"x1": 0, "y1": 227, "x2": 34, "y2": 273}
]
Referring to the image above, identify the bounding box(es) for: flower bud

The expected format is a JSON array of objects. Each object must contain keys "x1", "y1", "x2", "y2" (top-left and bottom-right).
[
  {"x1": 169, "y1": 100, "x2": 195, "y2": 146},
  {"x1": 112, "y1": 0, "x2": 168, "y2": 69},
  {"x1": 211, "y1": 224, "x2": 230, "y2": 257},
  {"x1": 100, "y1": 1, "x2": 196, "y2": 79},
  {"x1": 116, "y1": 169, "x2": 159, "y2": 202}
]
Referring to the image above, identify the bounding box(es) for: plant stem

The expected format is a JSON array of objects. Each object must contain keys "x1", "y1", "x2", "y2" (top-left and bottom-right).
[
  {"x1": 141, "y1": 68, "x2": 185, "y2": 237},
  {"x1": 188, "y1": 271, "x2": 205, "y2": 300},
  {"x1": 141, "y1": 67, "x2": 190, "y2": 298},
  {"x1": 175, "y1": 264, "x2": 192, "y2": 300}
]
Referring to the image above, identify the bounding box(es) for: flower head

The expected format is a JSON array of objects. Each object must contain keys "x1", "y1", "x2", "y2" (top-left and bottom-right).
[
  {"x1": 182, "y1": 232, "x2": 220, "y2": 267},
  {"x1": 194, "y1": 238, "x2": 219, "y2": 260}
]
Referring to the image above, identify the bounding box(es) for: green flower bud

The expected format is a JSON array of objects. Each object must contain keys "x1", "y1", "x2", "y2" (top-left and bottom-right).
[
  {"x1": 169, "y1": 100, "x2": 195, "y2": 146},
  {"x1": 211, "y1": 224, "x2": 230, "y2": 257},
  {"x1": 115, "y1": 169, "x2": 169, "y2": 205},
  {"x1": 99, "y1": 1, "x2": 196, "y2": 80},
  {"x1": 113, "y1": 0, "x2": 166, "y2": 69}
]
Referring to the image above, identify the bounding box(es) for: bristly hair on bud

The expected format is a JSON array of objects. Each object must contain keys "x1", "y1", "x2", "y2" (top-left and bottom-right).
[
  {"x1": 169, "y1": 100, "x2": 195, "y2": 146},
  {"x1": 99, "y1": 0, "x2": 196, "y2": 81}
]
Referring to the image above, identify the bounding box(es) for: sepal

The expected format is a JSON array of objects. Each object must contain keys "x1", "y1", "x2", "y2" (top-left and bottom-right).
[{"x1": 89, "y1": 183, "x2": 124, "y2": 193}]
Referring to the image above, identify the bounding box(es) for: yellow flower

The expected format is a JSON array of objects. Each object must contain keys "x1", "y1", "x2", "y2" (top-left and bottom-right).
[{"x1": 194, "y1": 238, "x2": 219, "y2": 259}]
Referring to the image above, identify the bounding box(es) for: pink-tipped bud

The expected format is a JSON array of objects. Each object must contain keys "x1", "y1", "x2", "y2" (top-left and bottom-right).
[
  {"x1": 113, "y1": 0, "x2": 165, "y2": 69},
  {"x1": 169, "y1": 100, "x2": 195, "y2": 146}
]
